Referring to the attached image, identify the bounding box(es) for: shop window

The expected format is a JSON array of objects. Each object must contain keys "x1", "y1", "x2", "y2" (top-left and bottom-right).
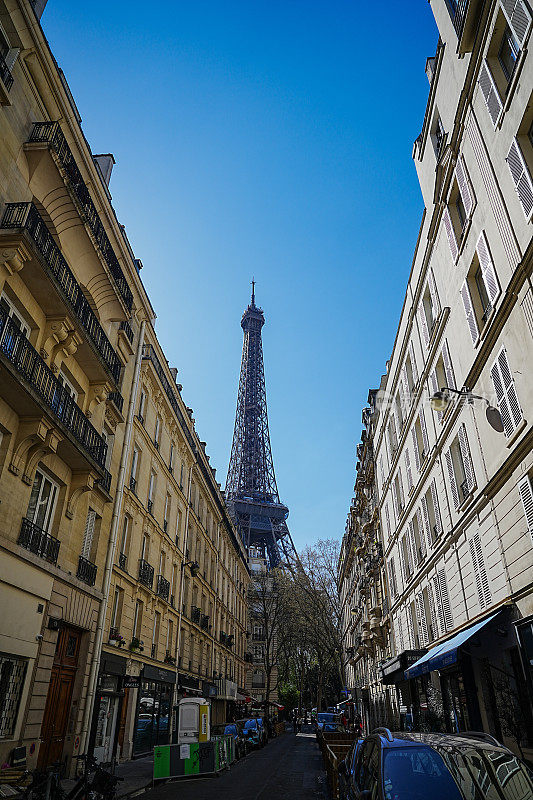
[
  {"x1": 445, "y1": 424, "x2": 475, "y2": 509},
  {"x1": 0, "y1": 654, "x2": 27, "y2": 738},
  {"x1": 461, "y1": 232, "x2": 501, "y2": 343},
  {"x1": 490, "y1": 346, "x2": 523, "y2": 438}
]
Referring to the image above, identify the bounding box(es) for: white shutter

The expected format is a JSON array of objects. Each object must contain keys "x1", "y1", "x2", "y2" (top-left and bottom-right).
[
  {"x1": 431, "y1": 479, "x2": 443, "y2": 537},
  {"x1": 490, "y1": 347, "x2": 523, "y2": 437},
  {"x1": 401, "y1": 365, "x2": 411, "y2": 414},
  {"x1": 405, "y1": 448, "x2": 413, "y2": 493},
  {"x1": 417, "y1": 507, "x2": 429, "y2": 557},
  {"x1": 388, "y1": 558, "x2": 397, "y2": 598},
  {"x1": 501, "y1": 0, "x2": 532, "y2": 47},
  {"x1": 438, "y1": 569, "x2": 453, "y2": 631},
  {"x1": 415, "y1": 593, "x2": 429, "y2": 647},
  {"x1": 478, "y1": 60, "x2": 503, "y2": 126},
  {"x1": 428, "y1": 581, "x2": 439, "y2": 641},
  {"x1": 81, "y1": 508, "x2": 96, "y2": 560},
  {"x1": 455, "y1": 155, "x2": 474, "y2": 218},
  {"x1": 409, "y1": 341, "x2": 418, "y2": 385},
  {"x1": 398, "y1": 540, "x2": 406, "y2": 587},
  {"x1": 507, "y1": 139, "x2": 533, "y2": 218},
  {"x1": 384, "y1": 503, "x2": 391, "y2": 538},
  {"x1": 461, "y1": 281, "x2": 479, "y2": 343},
  {"x1": 442, "y1": 340, "x2": 456, "y2": 390},
  {"x1": 379, "y1": 455, "x2": 384, "y2": 488},
  {"x1": 428, "y1": 269, "x2": 441, "y2": 316},
  {"x1": 420, "y1": 497, "x2": 433, "y2": 551},
  {"x1": 406, "y1": 605, "x2": 415, "y2": 648},
  {"x1": 418, "y1": 301, "x2": 430, "y2": 347},
  {"x1": 518, "y1": 475, "x2": 533, "y2": 538},
  {"x1": 442, "y1": 207, "x2": 458, "y2": 261},
  {"x1": 398, "y1": 468, "x2": 405, "y2": 510},
  {"x1": 445, "y1": 447, "x2": 460, "y2": 510},
  {"x1": 469, "y1": 533, "x2": 492, "y2": 609},
  {"x1": 432, "y1": 575, "x2": 446, "y2": 637},
  {"x1": 430, "y1": 370, "x2": 442, "y2": 423},
  {"x1": 458, "y1": 424, "x2": 475, "y2": 493},
  {"x1": 476, "y1": 231, "x2": 500, "y2": 305},
  {"x1": 420, "y1": 408, "x2": 429, "y2": 458},
  {"x1": 404, "y1": 534, "x2": 413, "y2": 576},
  {"x1": 408, "y1": 520, "x2": 418, "y2": 568},
  {"x1": 412, "y1": 427, "x2": 421, "y2": 472}
]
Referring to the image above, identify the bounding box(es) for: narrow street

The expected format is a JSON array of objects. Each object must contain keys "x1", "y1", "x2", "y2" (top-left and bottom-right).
[{"x1": 146, "y1": 731, "x2": 328, "y2": 800}]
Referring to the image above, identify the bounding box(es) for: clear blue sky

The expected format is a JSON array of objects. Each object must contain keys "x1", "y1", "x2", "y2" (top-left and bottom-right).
[{"x1": 42, "y1": 1, "x2": 438, "y2": 551}]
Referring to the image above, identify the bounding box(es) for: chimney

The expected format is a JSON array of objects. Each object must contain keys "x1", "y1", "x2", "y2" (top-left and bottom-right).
[
  {"x1": 425, "y1": 56, "x2": 435, "y2": 84},
  {"x1": 32, "y1": 0, "x2": 49, "y2": 19},
  {"x1": 93, "y1": 154, "x2": 115, "y2": 187}
]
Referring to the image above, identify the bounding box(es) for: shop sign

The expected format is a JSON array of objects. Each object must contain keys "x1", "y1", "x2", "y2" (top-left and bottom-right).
[{"x1": 124, "y1": 677, "x2": 140, "y2": 689}]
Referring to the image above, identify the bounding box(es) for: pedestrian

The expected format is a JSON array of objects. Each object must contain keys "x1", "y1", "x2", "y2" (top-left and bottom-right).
[{"x1": 341, "y1": 712, "x2": 348, "y2": 731}]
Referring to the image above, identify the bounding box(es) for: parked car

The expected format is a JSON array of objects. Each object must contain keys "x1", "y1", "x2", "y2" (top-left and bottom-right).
[
  {"x1": 338, "y1": 728, "x2": 533, "y2": 800},
  {"x1": 315, "y1": 712, "x2": 341, "y2": 733},
  {"x1": 243, "y1": 717, "x2": 266, "y2": 748},
  {"x1": 223, "y1": 722, "x2": 249, "y2": 759}
]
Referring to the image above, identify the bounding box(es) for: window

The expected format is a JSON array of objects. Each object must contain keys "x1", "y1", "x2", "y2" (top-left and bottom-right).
[
  {"x1": 169, "y1": 442, "x2": 174, "y2": 473},
  {"x1": 138, "y1": 390, "x2": 146, "y2": 424},
  {"x1": 81, "y1": 507, "x2": 100, "y2": 562},
  {"x1": 432, "y1": 112, "x2": 445, "y2": 160},
  {"x1": 388, "y1": 558, "x2": 398, "y2": 598},
  {"x1": 418, "y1": 270, "x2": 440, "y2": 347},
  {"x1": 404, "y1": 448, "x2": 413, "y2": 493},
  {"x1": 411, "y1": 409, "x2": 429, "y2": 470},
  {"x1": 445, "y1": 424, "x2": 475, "y2": 509},
  {"x1": 152, "y1": 612, "x2": 161, "y2": 659},
  {"x1": 0, "y1": 293, "x2": 30, "y2": 338},
  {"x1": 443, "y1": 157, "x2": 474, "y2": 260},
  {"x1": 154, "y1": 415, "x2": 161, "y2": 449},
  {"x1": 27, "y1": 469, "x2": 58, "y2": 533},
  {"x1": 148, "y1": 472, "x2": 156, "y2": 511},
  {"x1": 421, "y1": 480, "x2": 442, "y2": 544},
  {"x1": 56, "y1": 370, "x2": 78, "y2": 403},
  {"x1": 410, "y1": 513, "x2": 425, "y2": 566},
  {"x1": 415, "y1": 591, "x2": 429, "y2": 646},
  {"x1": 469, "y1": 533, "x2": 492, "y2": 609},
  {"x1": 490, "y1": 347, "x2": 523, "y2": 438},
  {"x1": 430, "y1": 341, "x2": 456, "y2": 423},
  {"x1": 431, "y1": 569, "x2": 453, "y2": 635},
  {"x1": 130, "y1": 448, "x2": 140, "y2": 492},
  {"x1": 388, "y1": 415, "x2": 398, "y2": 458},
  {"x1": 400, "y1": 534, "x2": 412, "y2": 583},
  {"x1": 507, "y1": 136, "x2": 533, "y2": 218},
  {"x1": 133, "y1": 599, "x2": 143, "y2": 639},
  {"x1": 0, "y1": 654, "x2": 27, "y2": 738},
  {"x1": 167, "y1": 619, "x2": 174, "y2": 655},
  {"x1": 518, "y1": 474, "x2": 533, "y2": 539},
  {"x1": 393, "y1": 471, "x2": 404, "y2": 518},
  {"x1": 111, "y1": 587, "x2": 123, "y2": 629},
  {"x1": 499, "y1": 24, "x2": 519, "y2": 80},
  {"x1": 461, "y1": 232, "x2": 501, "y2": 343},
  {"x1": 164, "y1": 494, "x2": 171, "y2": 532},
  {"x1": 119, "y1": 516, "x2": 130, "y2": 564}
]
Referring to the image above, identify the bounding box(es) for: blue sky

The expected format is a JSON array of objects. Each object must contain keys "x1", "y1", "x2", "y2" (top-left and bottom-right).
[{"x1": 42, "y1": 1, "x2": 438, "y2": 551}]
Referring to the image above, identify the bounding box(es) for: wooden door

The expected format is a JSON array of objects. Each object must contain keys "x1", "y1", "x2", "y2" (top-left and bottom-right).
[
  {"x1": 117, "y1": 688, "x2": 129, "y2": 754},
  {"x1": 38, "y1": 627, "x2": 81, "y2": 768}
]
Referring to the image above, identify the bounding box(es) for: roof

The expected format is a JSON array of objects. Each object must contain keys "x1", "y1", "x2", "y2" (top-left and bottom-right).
[{"x1": 372, "y1": 731, "x2": 509, "y2": 753}]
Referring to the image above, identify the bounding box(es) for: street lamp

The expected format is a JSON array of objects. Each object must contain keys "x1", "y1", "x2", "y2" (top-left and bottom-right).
[
  {"x1": 181, "y1": 559, "x2": 200, "y2": 577},
  {"x1": 429, "y1": 387, "x2": 504, "y2": 433}
]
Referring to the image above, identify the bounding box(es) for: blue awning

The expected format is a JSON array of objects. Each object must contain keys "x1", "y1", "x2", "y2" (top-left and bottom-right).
[{"x1": 404, "y1": 612, "x2": 500, "y2": 679}]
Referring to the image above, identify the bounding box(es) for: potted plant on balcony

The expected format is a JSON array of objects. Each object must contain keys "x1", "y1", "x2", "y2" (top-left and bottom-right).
[
  {"x1": 164, "y1": 651, "x2": 176, "y2": 665},
  {"x1": 129, "y1": 637, "x2": 144, "y2": 653},
  {"x1": 109, "y1": 629, "x2": 126, "y2": 647}
]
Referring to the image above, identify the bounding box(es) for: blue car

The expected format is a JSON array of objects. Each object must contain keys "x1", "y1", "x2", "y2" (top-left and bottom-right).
[
  {"x1": 223, "y1": 722, "x2": 248, "y2": 759},
  {"x1": 316, "y1": 712, "x2": 341, "y2": 732},
  {"x1": 243, "y1": 718, "x2": 265, "y2": 748}
]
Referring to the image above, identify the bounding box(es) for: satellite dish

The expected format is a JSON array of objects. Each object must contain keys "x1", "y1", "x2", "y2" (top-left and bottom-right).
[{"x1": 486, "y1": 405, "x2": 504, "y2": 433}]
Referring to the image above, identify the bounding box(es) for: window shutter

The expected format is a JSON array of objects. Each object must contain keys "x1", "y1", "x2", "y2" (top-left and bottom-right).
[
  {"x1": 507, "y1": 139, "x2": 533, "y2": 218},
  {"x1": 432, "y1": 575, "x2": 446, "y2": 637},
  {"x1": 428, "y1": 581, "x2": 440, "y2": 641},
  {"x1": 476, "y1": 231, "x2": 500, "y2": 305},
  {"x1": 392, "y1": 481, "x2": 399, "y2": 519},
  {"x1": 420, "y1": 408, "x2": 429, "y2": 457},
  {"x1": 478, "y1": 60, "x2": 502, "y2": 126},
  {"x1": 442, "y1": 340, "x2": 456, "y2": 390},
  {"x1": 384, "y1": 503, "x2": 391, "y2": 538},
  {"x1": 404, "y1": 534, "x2": 413, "y2": 576},
  {"x1": 398, "y1": 468, "x2": 405, "y2": 509},
  {"x1": 445, "y1": 447, "x2": 460, "y2": 509},
  {"x1": 398, "y1": 541, "x2": 406, "y2": 587},
  {"x1": 442, "y1": 207, "x2": 458, "y2": 261},
  {"x1": 406, "y1": 606, "x2": 415, "y2": 649},
  {"x1": 428, "y1": 269, "x2": 441, "y2": 316},
  {"x1": 420, "y1": 497, "x2": 433, "y2": 552},
  {"x1": 408, "y1": 520, "x2": 418, "y2": 568},
  {"x1": 379, "y1": 456, "x2": 384, "y2": 488},
  {"x1": 501, "y1": 0, "x2": 532, "y2": 47},
  {"x1": 417, "y1": 506, "x2": 429, "y2": 556},
  {"x1": 388, "y1": 558, "x2": 398, "y2": 598},
  {"x1": 418, "y1": 301, "x2": 430, "y2": 347},
  {"x1": 455, "y1": 155, "x2": 474, "y2": 218},
  {"x1": 409, "y1": 341, "x2": 418, "y2": 385},
  {"x1": 490, "y1": 347, "x2": 522, "y2": 437},
  {"x1": 415, "y1": 593, "x2": 429, "y2": 647},
  {"x1": 82, "y1": 508, "x2": 97, "y2": 560},
  {"x1": 518, "y1": 475, "x2": 533, "y2": 538},
  {"x1": 401, "y1": 365, "x2": 411, "y2": 414},
  {"x1": 430, "y1": 370, "x2": 443, "y2": 423},
  {"x1": 405, "y1": 448, "x2": 413, "y2": 493},
  {"x1": 438, "y1": 569, "x2": 453, "y2": 630},
  {"x1": 412, "y1": 427, "x2": 420, "y2": 472},
  {"x1": 431, "y1": 479, "x2": 443, "y2": 537},
  {"x1": 461, "y1": 281, "x2": 479, "y2": 343},
  {"x1": 469, "y1": 533, "x2": 492, "y2": 609},
  {"x1": 458, "y1": 424, "x2": 475, "y2": 493}
]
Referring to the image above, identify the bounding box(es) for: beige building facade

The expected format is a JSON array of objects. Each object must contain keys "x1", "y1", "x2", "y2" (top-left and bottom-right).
[
  {"x1": 340, "y1": 0, "x2": 533, "y2": 756},
  {"x1": 0, "y1": 0, "x2": 249, "y2": 773}
]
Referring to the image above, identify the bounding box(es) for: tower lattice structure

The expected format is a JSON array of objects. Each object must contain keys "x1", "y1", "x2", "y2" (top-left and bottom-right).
[{"x1": 226, "y1": 286, "x2": 298, "y2": 569}]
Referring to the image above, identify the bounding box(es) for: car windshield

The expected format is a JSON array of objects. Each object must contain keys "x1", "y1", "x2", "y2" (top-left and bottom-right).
[
  {"x1": 383, "y1": 747, "x2": 463, "y2": 800},
  {"x1": 224, "y1": 725, "x2": 237, "y2": 735},
  {"x1": 244, "y1": 719, "x2": 257, "y2": 729},
  {"x1": 317, "y1": 713, "x2": 336, "y2": 723},
  {"x1": 441, "y1": 747, "x2": 533, "y2": 800}
]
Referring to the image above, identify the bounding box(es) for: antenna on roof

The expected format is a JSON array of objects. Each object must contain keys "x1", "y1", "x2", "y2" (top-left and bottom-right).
[{"x1": 251, "y1": 277, "x2": 256, "y2": 307}]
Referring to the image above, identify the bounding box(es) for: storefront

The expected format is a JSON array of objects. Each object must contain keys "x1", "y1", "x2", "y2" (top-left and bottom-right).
[
  {"x1": 381, "y1": 649, "x2": 426, "y2": 731},
  {"x1": 172, "y1": 674, "x2": 202, "y2": 742},
  {"x1": 132, "y1": 665, "x2": 176, "y2": 755},
  {"x1": 90, "y1": 652, "x2": 127, "y2": 764}
]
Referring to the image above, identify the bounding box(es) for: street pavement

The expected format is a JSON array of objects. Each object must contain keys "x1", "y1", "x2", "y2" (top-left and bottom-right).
[{"x1": 145, "y1": 728, "x2": 328, "y2": 800}]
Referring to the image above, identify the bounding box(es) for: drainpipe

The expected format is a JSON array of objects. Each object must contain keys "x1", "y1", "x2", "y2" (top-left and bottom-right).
[{"x1": 78, "y1": 318, "x2": 146, "y2": 760}]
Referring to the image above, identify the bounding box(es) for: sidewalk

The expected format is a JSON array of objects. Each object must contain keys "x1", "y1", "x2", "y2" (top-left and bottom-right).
[{"x1": 62, "y1": 756, "x2": 154, "y2": 799}]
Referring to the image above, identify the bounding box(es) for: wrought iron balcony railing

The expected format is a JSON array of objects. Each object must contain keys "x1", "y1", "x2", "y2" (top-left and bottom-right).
[
  {"x1": 200, "y1": 614, "x2": 209, "y2": 630},
  {"x1": 119, "y1": 319, "x2": 134, "y2": 344},
  {"x1": 118, "y1": 552, "x2": 127, "y2": 571},
  {"x1": 156, "y1": 574, "x2": 170, "y2": 601},
  {"x1": 0, "y1": 55, "x2": 14, "y2": 92},
  {"x1": 129, "y1": 476, "x2": 137, "y2": 493},
  {"x1": 18, "y1": 517, "x2": 60, "y2": 564},
  {"x1": 97, "y1": 469, "x2": 111, "y2": 495},
  {"x1": 138, "y1": 558, "x2": 154, "y2": 589},
  {"x1": 108, "y1": 391, "x2": 124, "y2": 414},
  {"x1": 141, "y1": 345, "x2": 195, "y2": 452},
  {"x1": 0, "y1": 309, "x2": 108, "y2": 469},
  {"x1": 170, "y1": 594, "x2": 175, "y2": 608},
  {"x1": 147, "y1": 499, "x2": 154, "y2": 514},
  {"x1": 191, "y1": 606, "x2": 201, "y2": 624},
  {"x1": 27, "y1": 122, "x2": 133, "y2": 311},
  {"x1": 1, "y1": 203, "x2": 122, "y2": 384},
  {"x1": 76, "y1": 555, "x2": 97, "y2": 586}
]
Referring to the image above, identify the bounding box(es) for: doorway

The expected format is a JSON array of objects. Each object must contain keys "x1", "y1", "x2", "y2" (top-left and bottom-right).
[{"x1": 38, "y1": 626, "x2": 81, "y2": 768}]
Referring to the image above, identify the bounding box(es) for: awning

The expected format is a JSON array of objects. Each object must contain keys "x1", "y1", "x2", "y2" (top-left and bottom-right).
[
  {"x1": 405, "y1": 611, "x2": 500, "y2": 679},
  {"x1": 235, "y1": 692, "x2": 248, "y2": 701}
]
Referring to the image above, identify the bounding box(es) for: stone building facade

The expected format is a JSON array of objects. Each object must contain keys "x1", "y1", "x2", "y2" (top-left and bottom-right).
[
  {"x1": 0, "y1": 0, "x2": 249, "y2": 772},
  {"x1": 340, "y1": 0, "x2": 533, "y2": 757}
]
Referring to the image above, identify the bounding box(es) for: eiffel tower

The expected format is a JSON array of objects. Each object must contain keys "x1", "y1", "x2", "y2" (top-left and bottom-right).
[{"x1": 225, "y1": 283, "x2": 299, "y2": 569}]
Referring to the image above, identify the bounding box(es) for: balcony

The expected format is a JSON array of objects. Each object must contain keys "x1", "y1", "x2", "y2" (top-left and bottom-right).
[
  {"x1": 0, "y1": 309, "x2": 107, "y2": 470},
  {"x1": 76, "y1": 555, "x2": 97, "y2": 586},
  {"x1": 18, "y1": 518, "x2": 60, "y2": 564},
  {"x1": 119, "y1": 320, "x2": 134, "y2": 344},
  {"x1": 138, "y1": 558, "x2": 154, "y2": 589},
  {"x1": 200, "y1": 614, "x2": 209, "y2": 630},
  {"x1": 97, "y1": 469, "x2": 111, "y2": 495},
  {"x1": 26, "y1": 123, "x2": 133, "y2": 311},
  {"x1": 0, "y1": 203, "x2": 122, "y2": 384},
  {"x1": 156, "y1": 574, "x2": 170, "y2": 601},
  {"x1": 147, "y1": 499, "x2": 154, "y2": 515},
  {"x1": 170, "y1": 594, "x2": 175, "y2": 608},
  {"x1": 118, "y1": 552, "x2": 127, "y2": 571},
  {"x1": 108, "y1": 391, "x2": 124, "y2": 415},
  {"x1": 191, "y1": 606, "x2": 201, "y2": 624},
  {"x1": 129, "y1": 476, "x2": 137, "y2": 493}
]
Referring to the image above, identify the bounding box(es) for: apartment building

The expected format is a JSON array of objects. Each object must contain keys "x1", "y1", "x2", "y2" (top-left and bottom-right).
[
  {"x1": 0, "y1": 0, "x2": 249, "y2": 772},
  {"x1": 368, "y1": 0, "x2": 533, "y2": 757},
  {"x1": 338, "y1": 392, "x2": 396, "y2": 731},
  {"x1": 245, "y1": 548, "x2": 279, "y2": 710}
]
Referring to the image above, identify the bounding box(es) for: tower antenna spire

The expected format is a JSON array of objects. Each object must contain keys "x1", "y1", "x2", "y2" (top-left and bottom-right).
[{"x1": 251, "y1": 277, "x2": 256, "y2": 307}]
